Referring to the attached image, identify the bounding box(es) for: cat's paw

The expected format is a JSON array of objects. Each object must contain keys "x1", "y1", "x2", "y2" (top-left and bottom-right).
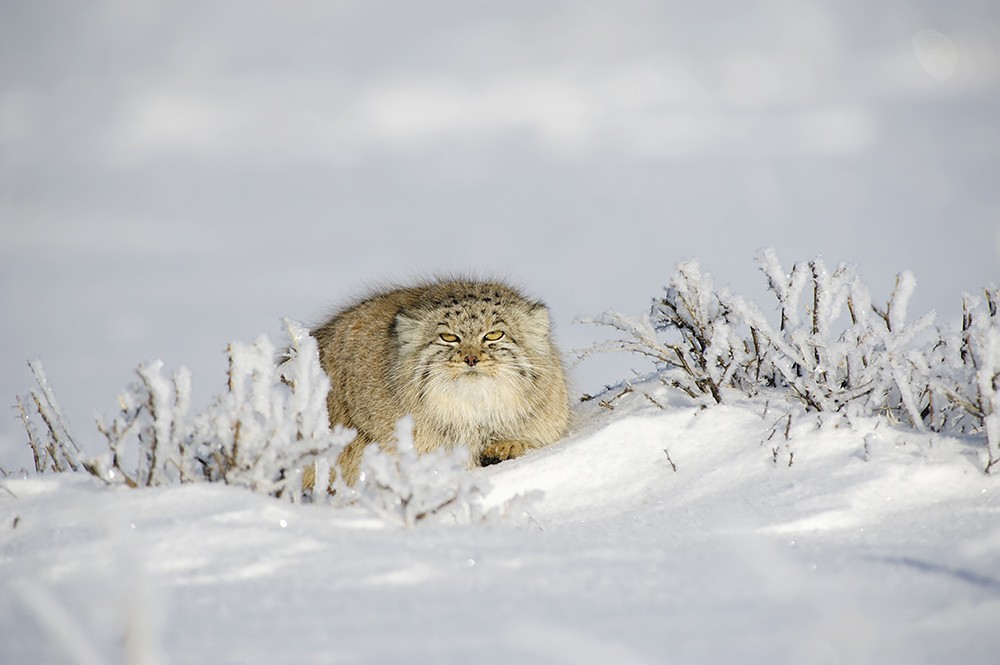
[{"x1": 480, "y1": 439, "x2": 530, "y2": 466}]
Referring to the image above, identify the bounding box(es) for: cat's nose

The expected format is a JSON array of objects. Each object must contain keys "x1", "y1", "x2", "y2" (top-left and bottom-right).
[{"x1": 464, "y1": 355, "x2": 479, "y2": 367}]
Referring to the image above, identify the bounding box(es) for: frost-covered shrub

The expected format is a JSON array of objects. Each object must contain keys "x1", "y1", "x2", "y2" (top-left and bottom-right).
[
  {"x1": 346, "y1": 416, "x2": 540, "y2": 527},
  {"x1": 916, "y1": 289, "x2": 1000, "y2": 471},
  {"x1": 727, "y1": 250, "x2": 935, "y2": 425},
  {"x1": 584, "y1": 249, "x2": 998, "y2": 472},
  {"x1": 584, "y1": 250, "x2": 934, "y2": 418},
  {"x1": 581, "y1": 261, "x2": 753, "y2": 404},
  {"x1": 91, "y1": 358, "x2": 195, "y2": 487},
  {"x1": 16, "y1": 360, "x2": 86, "y2": 475},
  {"x1": 16, "y1": 320, "x2": 352, "y2": 502}
]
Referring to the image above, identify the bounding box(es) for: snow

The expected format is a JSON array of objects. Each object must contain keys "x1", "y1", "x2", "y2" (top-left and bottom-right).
[{"x1": 3, "y1": 381, "x2": 999, "y2": 664}]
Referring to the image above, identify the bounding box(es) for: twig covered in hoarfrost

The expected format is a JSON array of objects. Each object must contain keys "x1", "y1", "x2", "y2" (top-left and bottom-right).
[
  {"x1": 728, "y1": 252, "x2": 935, "y2": 422},
  {"x1": 952, "y1": 290, "x2": 999, "y2": 471},
  {"x1": 17, "y1": 360, "x2": 83, "y2": 474},
  {"x1": 580, "y1": 261, "x2": 748, "y2": 404},
  {"x1": 354, "y1": 416, "x2": 541, "y2": 527}
]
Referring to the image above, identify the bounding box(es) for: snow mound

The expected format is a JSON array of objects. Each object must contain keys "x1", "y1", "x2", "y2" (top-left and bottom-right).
[{"x1": 2, "y1": 383, "x2": 999, "y2": 664}]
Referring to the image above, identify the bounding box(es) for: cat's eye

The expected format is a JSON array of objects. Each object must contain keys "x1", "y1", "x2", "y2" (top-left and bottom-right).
[
  {"x1": 483, "y1": 330, "x2": 504, "y2": 342},
  {"x1": 439, "y1": 333, "x2": 460, "y2": 343}
]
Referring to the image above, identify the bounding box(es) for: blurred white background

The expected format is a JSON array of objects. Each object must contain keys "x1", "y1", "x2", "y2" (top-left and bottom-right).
[{"x1": 2, "y1": 0, "x2": 998, "y2": 463}]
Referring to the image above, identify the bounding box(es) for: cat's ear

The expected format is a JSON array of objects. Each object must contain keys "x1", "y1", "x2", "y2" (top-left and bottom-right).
[
  {"x1": 393, "y1": 311, "x2": 426, "y2": 357},
  {"x1": 394, "y1": 311, "x2": 421, "y2": 340},
  {"x1": 526, "y1": 303, "x2": 551, "y2": 334}
]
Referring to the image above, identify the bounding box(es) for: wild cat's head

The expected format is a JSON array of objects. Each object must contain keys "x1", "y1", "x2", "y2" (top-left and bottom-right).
[{"x1": 392, "y1": 281, "x2": 554, "y2": 391}]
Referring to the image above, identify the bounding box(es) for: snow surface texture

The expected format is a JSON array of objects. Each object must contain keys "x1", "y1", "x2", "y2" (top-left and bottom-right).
[{"x1": 2, "y1": 382, "x2": 999, "y2": 664}]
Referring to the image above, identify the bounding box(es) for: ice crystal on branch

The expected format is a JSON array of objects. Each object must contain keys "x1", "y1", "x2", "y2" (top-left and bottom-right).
[
  {"x1": 580, "y1": 261, "x2": 750, "y2": 403},
  {"x1": 355, "y1": 416, "x2": 541, "y2": 527},
  {"x1": 727, "y1": 251, "x2": 935, "y2": 421},
  {"x1": 16, "y1": 360, "x2": 84, "y2": 475},
  {"x1": 91, "y1": 360, "x2": 194, "y2": 487},
  {"x1": 917, "y1": 288, "x2": 1000, "y2": 471}
]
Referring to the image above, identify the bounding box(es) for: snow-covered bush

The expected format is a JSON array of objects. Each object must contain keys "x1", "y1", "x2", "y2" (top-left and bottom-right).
[
  {"x1": 582, "y1": 261, "x2": 750, "y2": 403},
  {"x1": 347, "y1": 416, "x2": 540, "y2": 527},
  {"x1": 16, "y1": 320, "x2": 352, "y2": 502},
  {"x1": 916, "y1": 289, "x2": 1000, "y2": 471},
  {"x1": 584, "y1": 249, "x2": 999, "y2": 472},
  {"x1": 16, "y1": 360, "x2": 86, "y2": 476},
  {"x1": 726, "y1": 250, "x2": 935, "y2": 424}
]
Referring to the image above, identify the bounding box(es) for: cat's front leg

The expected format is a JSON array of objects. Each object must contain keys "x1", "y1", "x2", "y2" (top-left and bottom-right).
[{"x1": 479, "y1": 439, "x2": 532, "y2": 466}]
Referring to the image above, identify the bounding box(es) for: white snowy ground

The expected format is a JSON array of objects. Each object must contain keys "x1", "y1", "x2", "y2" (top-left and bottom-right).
[{"x1": 2, "y1": 380, "x2": 998, "y2": 665}]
